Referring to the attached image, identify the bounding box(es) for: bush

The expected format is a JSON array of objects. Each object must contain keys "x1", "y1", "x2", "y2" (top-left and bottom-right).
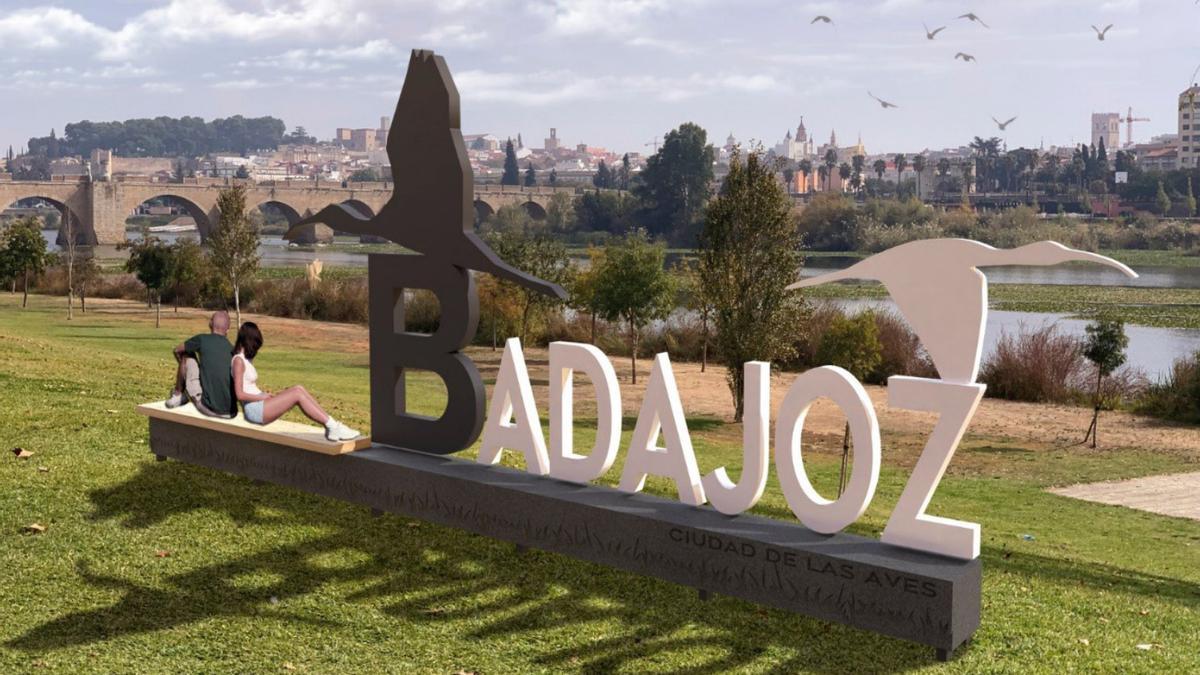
[
  {"x1": 980, "y1": 324, "x2": 1084, "y2": 403},
  {"x1": 1135, "y1": 352, "x2": 1200, "y2": 424}
]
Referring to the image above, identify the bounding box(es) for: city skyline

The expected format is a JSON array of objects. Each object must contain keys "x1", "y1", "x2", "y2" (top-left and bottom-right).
[{"x1": 1, "y1": 1, "x2": 1198, "y2": 157}]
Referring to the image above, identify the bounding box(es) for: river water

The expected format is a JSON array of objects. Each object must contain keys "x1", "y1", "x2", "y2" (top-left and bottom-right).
[{"x1": 41, "y1": 230, "x2": 1200, "y2": 378}]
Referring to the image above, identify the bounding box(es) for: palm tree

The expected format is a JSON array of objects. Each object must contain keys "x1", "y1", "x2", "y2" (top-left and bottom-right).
[
  {"x1": 912, "y1": 154, "x2": 927, "y2": 200},
  {"x1": 798, "y1": 158, "x2": 813, "y2": 193},
  {"x1": 823, "y1": 148, "x2": 838, "y2": 192},
  {"x1": 894, "y1": 153, "x2": 908, "y2": 198},
  {"x1": 851, "y1": 154, "x2": 866, "y2": 197},
  {"x1": 838, "y1": 163, "x2": 851, "y2": 192},
  {"x1": 817, "y1": 165, "x2": 829, "y2": 192}
]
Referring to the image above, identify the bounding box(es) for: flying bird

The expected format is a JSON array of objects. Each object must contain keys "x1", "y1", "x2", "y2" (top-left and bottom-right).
[
  {"x1": 868, "y1": 91, "x2": 899, "y2": 109},
  {"x1": 955, "y1": 52, "x2": 976, "y2": 62},
  {"x1": 811, "y1": 15, "x2": 834, "y2": 25},
  {"x1": 285, "y1": 50, "x2": 567, "y2": 300},
  {"x1": 957, "y1": 12, "x2": 989, "y2": 28},
  {"x1": 924, "y1": 23, "x2": 946, "y2": 40},
  {"x1": 992, "y1": 115, "x2": 1018, "y2": 131},
  {"x1": 1091, "y1": 24, "x2": 1113, "y2": 41},
  {"x1": 788, "y1": 240, "x2": 1137, "y2": 384}
]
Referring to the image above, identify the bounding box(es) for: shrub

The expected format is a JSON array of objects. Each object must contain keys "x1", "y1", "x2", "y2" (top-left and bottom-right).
[
  {"x1": 1135, "y1": 352, "x2": 1200, "y2": 424},
  {"x1": 979, "y1": 324, "x2": 1084, "y2": 403}
]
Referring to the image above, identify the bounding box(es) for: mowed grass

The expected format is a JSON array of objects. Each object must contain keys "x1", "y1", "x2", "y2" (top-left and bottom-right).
[{"x1": 1, "y1": 294, "x2": 1199, "y2": 673}]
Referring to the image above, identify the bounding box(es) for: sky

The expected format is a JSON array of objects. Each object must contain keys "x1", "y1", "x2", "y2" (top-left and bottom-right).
[{"x1": 0, "y1": 0, "x2": 1198, "y2": 157}]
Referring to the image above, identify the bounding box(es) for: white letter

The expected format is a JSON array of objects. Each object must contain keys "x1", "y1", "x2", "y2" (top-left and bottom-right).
[
  {"x1": 547, "y1": 341, "x2": 622, "y2": 483},
  {"x1": 882, "y1": 376, "x2": 984, "y2": 560},
  {"x1": 618, "y1": 353, "x2": 706, "y2": 506},
  {"x1": 477, "y1": 338, "x2": 549, "y2": 475},
  {"x1": 702, "y1": 362, "x2": 770, "y2": 515},
  {"x1": 775, "y1": 366, "x2": 880, "y2": 534}
]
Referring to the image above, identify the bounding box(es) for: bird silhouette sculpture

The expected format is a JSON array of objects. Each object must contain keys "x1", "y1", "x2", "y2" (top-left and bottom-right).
[
  {"x1": 1092, "y1": 24, "x2": 1114, "y2": 41},
  {"x1": 992, "y1": 115, "x2": 1018, "y2": 131},
  {"x1": 788, "y1": 240, "x2": 1137, "y2": 384},
  {"x1": 286, "y1": 50, "x2": 567, "y2": 300}
]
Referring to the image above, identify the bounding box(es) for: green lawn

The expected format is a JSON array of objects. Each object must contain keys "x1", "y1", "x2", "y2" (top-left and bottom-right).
[{"x1": 1, "y1": 295, "x2": 1198, "y2": 673}]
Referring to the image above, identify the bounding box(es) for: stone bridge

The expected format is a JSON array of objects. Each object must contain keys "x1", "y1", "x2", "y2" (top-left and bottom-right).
[{"x1": 0, "y1": 177, "x2": 585, "y2": 245}]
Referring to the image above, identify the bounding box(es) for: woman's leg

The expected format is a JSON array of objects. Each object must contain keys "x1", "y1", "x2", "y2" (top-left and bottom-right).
[{"x1": 260, "y1": 385, "x2": 331, "y2": 425}]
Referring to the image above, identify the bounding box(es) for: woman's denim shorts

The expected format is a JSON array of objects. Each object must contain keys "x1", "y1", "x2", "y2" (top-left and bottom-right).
[{"x1": 243, "y1": 400, "x2": 265, "y2": 425}]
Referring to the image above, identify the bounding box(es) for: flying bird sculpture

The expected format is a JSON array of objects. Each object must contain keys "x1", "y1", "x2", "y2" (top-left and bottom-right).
[
  {"x1": 1092, "y1": 24, "x2": 1114, "y2": 41},
  {"x1": 811, "y1": 15, "x2": 834, "y2": 25},
  {"x1": 868, "y1": 91, "x2": 899, "y2": 109},
  {"x1": 992, "y1": 115, "x2": 1018, "y2": 131},
  {"x1": 285, "y1": 50, "x2": 567, "y2": 300},
  {"x1": 955, "y1": 52, "x2": 976, "y2": 63},
  {"x1": 957, "y1": 12, "x2": 989, "y2": 28},
  {"x1": 924, "y1": 23, "x2": 947, "y2": 40},
  {"x1": 788, "y1": 240, "x2": 1137, "y2": 384}
]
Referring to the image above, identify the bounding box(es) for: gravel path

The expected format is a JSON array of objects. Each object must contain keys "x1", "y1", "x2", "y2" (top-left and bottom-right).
[{"x1": 1051, "y1": 473, "x2": 1200, "y2": 520}]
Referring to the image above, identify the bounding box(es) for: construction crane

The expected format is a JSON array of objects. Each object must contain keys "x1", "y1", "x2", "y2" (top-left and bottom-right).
[
  {"x1": 644, "y1": 136, "x2": 660, "y2": 153},
  {"x1": 1123, "y1": 106, "x2": 1149, "y2": 148}
]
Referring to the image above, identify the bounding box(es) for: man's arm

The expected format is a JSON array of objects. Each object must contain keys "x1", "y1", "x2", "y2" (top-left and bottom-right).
[{"x1": 176, "y1": 335, "x2": 201, "y2": 362}]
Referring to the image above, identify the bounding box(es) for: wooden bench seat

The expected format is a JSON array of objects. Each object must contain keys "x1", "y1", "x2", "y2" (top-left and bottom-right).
[{"x1": 137, "y1": 401, "x2": 370, "y2": 455}]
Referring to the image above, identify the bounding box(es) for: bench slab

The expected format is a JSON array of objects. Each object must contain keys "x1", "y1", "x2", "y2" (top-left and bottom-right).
[
  {"x1": 138, "y1": 402, "x2": 370, "y2": 455},
  {"x1": 146, "y1": 416, "x2": 980, "y2": 655}
]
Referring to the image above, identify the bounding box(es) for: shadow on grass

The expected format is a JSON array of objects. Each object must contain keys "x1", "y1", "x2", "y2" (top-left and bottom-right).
[{"x1": 8, "y1": 461, "x2": 937, "y2": 673}]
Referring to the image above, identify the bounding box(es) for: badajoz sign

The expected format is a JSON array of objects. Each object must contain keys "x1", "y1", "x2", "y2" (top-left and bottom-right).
[{"x1": 146, "y1": 49, "x2": 1137, "y2": 660}]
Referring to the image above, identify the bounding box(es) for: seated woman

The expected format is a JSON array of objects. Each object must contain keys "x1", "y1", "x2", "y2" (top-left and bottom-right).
[{"x1": 232, "y1": 322, "x2": 360, "y2": 442}]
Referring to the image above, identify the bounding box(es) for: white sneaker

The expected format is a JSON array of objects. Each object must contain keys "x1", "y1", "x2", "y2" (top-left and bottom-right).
[
  {"x1": 165, "y1": 390, "x2": 186, "y2": 409},
  {"x1": 325, "y1": 421, "x2": 360, "y2": 442}
]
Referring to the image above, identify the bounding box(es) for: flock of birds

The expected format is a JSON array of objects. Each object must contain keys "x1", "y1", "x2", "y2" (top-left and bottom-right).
[{"x1": 810, "y1": 10, "x2": 1148, "y2": 133}]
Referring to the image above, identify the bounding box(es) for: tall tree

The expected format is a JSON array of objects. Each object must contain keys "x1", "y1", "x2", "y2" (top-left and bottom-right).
[
  {"x1": 851, "y1": 154, "x2": 866, "y2": 196},
  {"x1": 816, "y1": 312, "x2": 882, "y2": 494},
  {"x1": 486, "y1": 231, "x2": 572, "y2": 343},
  {"x1": 593, "y1": 230, "x2": 676, "y2": 384},
  {"x1": 208, "y1": 183, "x2": 260, "y2": 327},
  {"x1": 822, "y1": 148, "x2": 838, "y2": 192},
  {"x1": 593, "y1": 160, "x2": 612, "y2": 189},
  {"x1": 618, "y1": 153, "x2": 632, "y2": 190},
  {"x1": 501, "y1": 140, "x2": 520, "y2": 186},
  {"x1": 524, "y1": 162, "x2": 537, "y2": 187},
  {"x1": 1, "y1": 217, "x2": 47, "y2": 307},
  {"x1": 894, "y1": 153, "x2": 908, "y2": 197},
  {"x1": 699, "y1": 150, "x2": 805, "y2": 421},
  {"x1": 633, "y1": 123, "x2": 715, "y2": 243},
  {"x1": 1081, "y1": 318, "x2": 1128, "y2": 449},
  {"x1": 912, "y1": 154, "x2": 927, "y2": 198},
  {"x1": 547, "y1": 168, "x2": 558, "y2": 187},
  {"x1": 837, "y1": 163, "x2": 851, "y2": 191},
  {"x1": 797, "y1": 158, "x2": 813, "y2": 193},
  {"x1": 873, "y1": 158, "x2": 887, "y2": 184},
  {"x1": 568, "y1": 246, "x2": 607, "y2": 344},
  {"x1": 125, "y1": 234, "x2": 173, "y2": 328}
]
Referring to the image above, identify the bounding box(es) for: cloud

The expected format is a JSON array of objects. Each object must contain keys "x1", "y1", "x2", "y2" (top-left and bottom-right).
[
  {"x1": 0, "y1": 1, "x2": 371, "y2": 61},
  {"x1": 238, "y1": 39, "x2": 397, "y2": 72},
  {"x1": 454, "y1": 68, "x2": 783, "y2": 105},
  {"x1": 420, "y1": 24, "x2": 488, "y2": 47}
]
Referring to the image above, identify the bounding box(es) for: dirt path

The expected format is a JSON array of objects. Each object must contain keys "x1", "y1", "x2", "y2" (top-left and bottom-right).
[
  {"x1": 73, "y1": 297, "x2": 1200, "y2": 464},
  {"x1": 1051, "y1": 473, "x2": 1200, "y2": 520}
]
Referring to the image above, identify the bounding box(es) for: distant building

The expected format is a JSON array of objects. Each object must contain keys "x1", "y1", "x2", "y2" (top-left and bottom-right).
[
  {"x1": 544, "y1": 128, "x2": 559, "y2": 152},
  {"x1": 1134, "y1": 134, "x2": 1181, "y2": 172},
  {"x1": 1091, "y1": 113, "x2": 1121, "y2": 152},
  {"x1": 335, "y1": 123, "x2": 389, "y2": 152},
  {"x1": 1180, "y1": 85, "x2": 1200, "y2": 169},
  {"x1": 773, "y1": 117, "x2": 816, "y2": 161}
]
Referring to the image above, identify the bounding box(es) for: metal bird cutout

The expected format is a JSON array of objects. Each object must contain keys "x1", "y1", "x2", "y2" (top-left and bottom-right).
[
  {"x1": 286, "y1": 50, "x2": 568, "y2": 300},
  {"x1": 789, "y1": 240, "x2": 1137, "y2": 384}
]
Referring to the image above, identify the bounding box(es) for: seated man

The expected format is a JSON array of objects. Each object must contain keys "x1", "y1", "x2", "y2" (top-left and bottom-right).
[{"x1": 165, "y1": 311, "x2": 236, "y2": 419}]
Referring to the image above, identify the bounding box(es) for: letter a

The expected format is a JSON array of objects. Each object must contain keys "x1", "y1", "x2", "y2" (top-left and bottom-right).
[
  {"x1": 618, "y1": 353, "x2": 706, "y2": 506},
  {"x1": 478, "y1": 338, "x2": 550, "y2": 475},
  {"x1": 548, "y1": 342, "x2": 622, "y2": 484}
]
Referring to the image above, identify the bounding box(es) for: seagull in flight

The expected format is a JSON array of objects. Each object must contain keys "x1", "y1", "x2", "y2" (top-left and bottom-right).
[
  {"x1": 924, "y1": 23, "x2": 946, "y2": 40},
  {"x1": 955, "y1": 52, "x2": 976, "y2": 63},
  {"x1": 811, "y1": 15, "x2": 834, "y2": 25},
  {"x1": 1091, "y1": 24, "x2": 1114, "y2": 41},
  {"x1": 868, "y1": 91, "x2": 899, "y2": 109},
  {"x1": 992, "y1": 115, "x2": 1018, "y2": 131},
  {"x1": 957, "y1": 12, "x2": 989, "y2": 28}
]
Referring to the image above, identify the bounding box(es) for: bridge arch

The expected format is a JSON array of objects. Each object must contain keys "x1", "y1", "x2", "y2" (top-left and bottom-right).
[
  {"x1": 128, "y1": 194, "x2": 214, "y2": 241},
  {"x1": 473, "y1": 199, "x2": 496, "y2": 224},
  {"x1": 341, "y1": 199, "x2": 376, "y2": 218},
  {"x1": 521, "y1": 200, "x2": 547, "y2": 221},
  {"x1": 2, "y1": 196, "x2": 95, "y2": 246},
  {"x1": 255, "y1": 200, "x2": 303, "y2": 227}
]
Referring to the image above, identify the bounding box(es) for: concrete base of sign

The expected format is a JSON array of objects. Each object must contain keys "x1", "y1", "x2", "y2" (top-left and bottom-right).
[{"x1": 147, "y1": 418, "x2": 980, "y2": 658}]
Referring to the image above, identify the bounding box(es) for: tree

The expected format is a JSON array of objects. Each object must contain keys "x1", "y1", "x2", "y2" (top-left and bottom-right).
[
  {"x1": 208, "y1": 184, "x2": 260, "y2": 326},
  {"x1": 699, "y1": 150, "x2": 805, "y2": 421},
  {"x1": 348, "y1": 167, "x2": 382, "y2": 182},
  {"x1": 486, "y1": 231, "x2": 572, "y2": 343},
  {"x1": 593, "y1": 230, "x2": 676, "y2": 384},
  {"x1": 797, "y1": 158, "x2": 813, "y2": 193},
  {"x1": 851, "y1": 154, "x2": 866, "y2": 196},
  {"x1": 524, "y1": 162, "x2": 537, "y2": 187},
  {"x1": 912, "y1": 154, "x2": 927, "y2": 198},
  {"x1": 574, "y1": 191, "x2": 634, "y2": 234},
  {"x1": 173, "y1": 158, "x2": 188, "y2": 184},
  {"x1": 1081, "y1": 318, "x2": 1128, "y2": 448},
  {"x1": 593, "y1": 160, "x2": 612, "y2": 189},
  {"x1": 837, "y1": 162, "x2": 851, "y2": 191},
  {"x1": 282, "y1": 126, "x2": 317, "y2": 145},
  {"x1": 125, "y1": 234, "x2": 173, "y2": 327},
  {"x1": 894, "y1": 154, "x2": 908, "y2": 197},
  {"x1": 545, "y1": 192, "x2": 575, "y2": 233},
  {"x1": 547, "y1": 168, "x2": 558, "y2": 187},
  {"x1": 167, "y1": 236, "x2": 207, "y2": 311},
  {"x1": 633, "y1": 123, "x2": 715, "y2": 243},
  {"x1": 61, "y1": 214, "x2": 82, "y2": 319},
  {"x1": 1187, "y1": 177, "x2": 1198, "y2": 217},
  {"x1": 873, "y1": 158, "x2": 887, "y2": 185},
  {"x1": 501, "y1": 140, "x2": 520, "y2": 186},
  {"x1": 71, "y1": 255, "x2": 100, "y2": 314},
  {"x1": 822, "y1": 148, "x2": 838, "y2": 192},
  {"x1": 1, "y1": 217, "x2": 47, "y2": 308},
  {"x1": 234, "y1": 165, "x2": 250, "y2": 180},
  {"x1": 816, "y1": 311, "x2": 882, "y2": 494},
  {"x1": 1155, "y1": 181, "x2": 1172, "y2": 215},
  {"x1": 797, "y1": 193, "x2": 859, "y2": 251},
  {"x1": 568, "y1": 246, "x2": 607, "y2": 344},
  {"x1": 618, "y1": 153, "x2": 632, "y2": 191},
  {"x1": 676, "y1": 261, "x2": 714, "y2": 372}
]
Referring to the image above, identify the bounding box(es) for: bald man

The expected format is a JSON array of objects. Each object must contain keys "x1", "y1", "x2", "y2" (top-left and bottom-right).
[{"x1": 166, "y1": 311, "x2": 236, "y2": 418}]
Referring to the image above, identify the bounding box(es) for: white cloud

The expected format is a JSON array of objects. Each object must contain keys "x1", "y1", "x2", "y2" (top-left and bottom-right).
[
  {"x1": 420, "y1": 24, "x2": 488, "y2": 47},
  {"x1": 238, "y1": 39, "x2": 396, "y2": 72},
  {"x1": 454, "y1": 68, "x2": 784, "y2": 105}
]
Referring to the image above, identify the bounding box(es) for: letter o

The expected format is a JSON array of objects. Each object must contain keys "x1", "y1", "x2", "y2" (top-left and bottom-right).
[{"x1": 774, "y1": 366, "x2": 881, "y2": 534}]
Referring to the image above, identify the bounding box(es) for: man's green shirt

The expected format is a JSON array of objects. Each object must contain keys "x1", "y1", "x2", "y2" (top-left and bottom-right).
[{"x1": 183, "y1": 333, "x2": 235, "y2": 416}]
